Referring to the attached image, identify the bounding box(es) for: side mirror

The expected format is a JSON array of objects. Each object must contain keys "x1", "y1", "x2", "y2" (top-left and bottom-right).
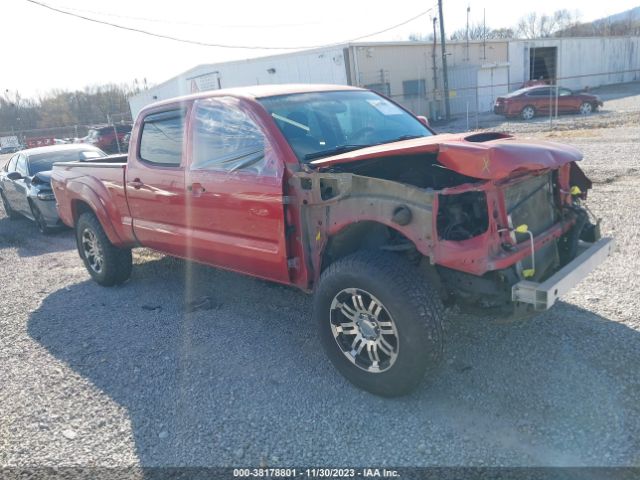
[
  {"x1": 417, "y1": 115, "x2": 430, "y2": 127},
  {"x1": 7, "y1": 171, "x2": 22, "y2": 181}
]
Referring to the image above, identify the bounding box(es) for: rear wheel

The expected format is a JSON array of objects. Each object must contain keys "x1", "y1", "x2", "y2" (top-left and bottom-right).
[
  {"x1": 314, "y1": 250, "x2": 444, "y2": 397},
  {"x1": 76, "y1": 212, "x2": 132, "y2": 286},
  {"x1": 1, "y1": 190, "x2": 19, "y2": 219},
  {"x1": 521, "y1": 105, "x2": 536, "y2": 120}
]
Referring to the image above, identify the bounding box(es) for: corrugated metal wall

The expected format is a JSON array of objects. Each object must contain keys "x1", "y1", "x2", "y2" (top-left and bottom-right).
[{"x1": 509, "y1": 37, "x2": 640, "y2": 91}]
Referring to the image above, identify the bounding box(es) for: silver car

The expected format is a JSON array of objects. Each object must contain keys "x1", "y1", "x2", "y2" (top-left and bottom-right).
[{"x1": 0, "y1": 144, "x2": 106, "y2": 233}]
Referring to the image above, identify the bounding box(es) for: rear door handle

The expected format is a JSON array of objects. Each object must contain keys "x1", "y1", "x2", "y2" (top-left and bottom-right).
[{"x1": 129, "y1": 178, "x2": 144, "y2": 189}]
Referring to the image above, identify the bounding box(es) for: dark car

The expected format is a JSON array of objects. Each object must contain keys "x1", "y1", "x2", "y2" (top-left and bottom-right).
[
  {"x1": 0, "y1": 144, "x2": 106, "y2": 233},
  {"x1": 494, "y1": 86, "x2": 603, "y2": 120},
  {"x1": 82, "y1": 124, "x2": 132, "y2": 153},
  {"x1": 0, "y1": 146, "x2": 20, "y2": 154}
]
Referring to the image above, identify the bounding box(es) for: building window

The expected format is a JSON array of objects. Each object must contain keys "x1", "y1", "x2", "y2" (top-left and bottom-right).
[
  {"x1": 364, "y1": 83, "x2": 391, "y2": 96},
  {"x1": 403, "y1": 79, "x2": 426, "y2": 97}
]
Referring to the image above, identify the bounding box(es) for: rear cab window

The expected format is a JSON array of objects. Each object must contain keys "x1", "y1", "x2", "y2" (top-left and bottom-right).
[{"x1": 139, "y1": 109, "x2": 186, "y2": 167}]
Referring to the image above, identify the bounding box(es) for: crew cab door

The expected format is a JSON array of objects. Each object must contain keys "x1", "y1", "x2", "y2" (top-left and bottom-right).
[
  {"x1": 184, "y1": 97, "x2": 290, "y2": 283},
  {"x1": 126, "y1": 107, "x2": 190, "y2": 256}
]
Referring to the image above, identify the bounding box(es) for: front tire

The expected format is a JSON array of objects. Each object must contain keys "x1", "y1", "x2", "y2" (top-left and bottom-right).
[
  {"x1": 29, "y1": 201, "x2": 53, "y2": 234},
  {"x1": 579, "y1": 102, "x2": 593, "y2": 115},
  {"x1": 1, "y1": 190, "x2": 20, "y2": 219},
  {"x1": 76, "y1": 212, "x2": 132, "y2": 286},
  {"x1": 314, "y1": 250, "x2": 444, "y2": 397}
]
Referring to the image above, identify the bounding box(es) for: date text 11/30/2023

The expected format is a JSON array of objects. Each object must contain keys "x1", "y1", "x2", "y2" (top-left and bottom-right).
[{"x1": 233, "y1": 468, "x2": 400, "y2": 478}]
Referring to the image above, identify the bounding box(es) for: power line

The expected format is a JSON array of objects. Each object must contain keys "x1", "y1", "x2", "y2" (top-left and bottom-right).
[
  {"x1": 24, "y1": 0, "x2": 436, "y2": 50},
  {"x1": 56, "y1": 4, "x2": 322, "y2": 29}
]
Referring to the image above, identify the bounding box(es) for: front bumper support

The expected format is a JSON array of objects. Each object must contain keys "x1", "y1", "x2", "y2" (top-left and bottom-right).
[{"x1": 511, "y1": 237, "x2": 615, "y2": 311}]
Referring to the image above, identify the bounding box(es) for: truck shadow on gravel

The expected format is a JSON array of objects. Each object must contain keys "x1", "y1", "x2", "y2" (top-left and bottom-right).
[{"x1": 28, "y1": 255, "x2": 640, "y2": 466}]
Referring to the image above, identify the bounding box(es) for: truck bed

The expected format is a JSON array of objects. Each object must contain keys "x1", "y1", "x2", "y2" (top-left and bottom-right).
[{"x1": 51, "y1": 160, "x2": 135, "y2": 246}]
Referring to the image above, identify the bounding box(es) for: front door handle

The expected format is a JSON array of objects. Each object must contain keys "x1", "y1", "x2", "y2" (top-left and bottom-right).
[
  {"x1": 129, "y1": 178, "x2": 144, "y2": 189},
  {"x1": 188, "y1": 182, "x2": 206, "y2": 196}
]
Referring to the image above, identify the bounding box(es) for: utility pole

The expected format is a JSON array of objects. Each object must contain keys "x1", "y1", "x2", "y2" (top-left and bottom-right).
[
  {"x1": 432, "y1": 17, "x2": 439, "y2": 98},
  {"x1": 438, "y1": 0, "x2": 451, "y2": 121},
  {"x1": 466, "y1": 5, "x2": 470, "y2": 61},
  {"x1": 483, "y1": 8, "x2": 487, "y2": 60}
]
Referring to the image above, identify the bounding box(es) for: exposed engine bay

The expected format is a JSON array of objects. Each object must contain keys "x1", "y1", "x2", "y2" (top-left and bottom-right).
[
  {"x1": 322, "y1": 153, "x2": 479, "y2": 190},
  {"x1": 320, "y1": 153, "x2": 492, "y2": 242},
  {"x1": 437, "y1": 192, "x2": 489, "y2": 241}
]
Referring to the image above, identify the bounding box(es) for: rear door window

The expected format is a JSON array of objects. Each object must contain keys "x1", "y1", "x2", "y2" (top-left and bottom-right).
[{"x1": 139, "y1": 110, "x2": 186, "y2": 166}]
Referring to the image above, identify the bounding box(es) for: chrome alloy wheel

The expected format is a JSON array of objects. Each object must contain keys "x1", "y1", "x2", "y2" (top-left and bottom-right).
[
  {"x1": 329, "y1": 288, "x2": 399, "y2": 373},
  {"x1": 81, "y1": 228, "x2": 104, "y2": 273},
  {"x1": 579, "y1": 102, "x2": 593, "y2": 115},
  {"x1": 521, "y1": 106, "x2": 535, "y2": 120}
]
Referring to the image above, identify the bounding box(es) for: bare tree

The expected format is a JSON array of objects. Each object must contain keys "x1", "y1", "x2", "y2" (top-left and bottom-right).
[
  {"x1": 408, "y1": 32, "x2": 434, "y2": 42},
  {"x1": 554, "y1": 8, "x2": 639, "y2": 37},
  {"x1": 449, "y1": 22, "x2": 514, "y2": 41},
  {"x1": 516, "y1": 9, "x2": 581, "y2": 38},
  {"x1": 491, "y1": 28, "x2": 515, "y2": 39}
]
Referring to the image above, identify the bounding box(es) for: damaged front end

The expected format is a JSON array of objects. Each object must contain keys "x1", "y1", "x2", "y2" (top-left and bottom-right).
[{"x1": 292, "y1": 133, "x2": 612, "y2": 312}]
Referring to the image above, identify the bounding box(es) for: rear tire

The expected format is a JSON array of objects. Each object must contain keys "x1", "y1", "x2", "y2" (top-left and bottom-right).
[
  {"x1": 1, "y1": 190, "x2": 20, "y2": 220},
  {"x1": 521, "y1": 105, "x2": 536, "y2": 120},
  {"x1": 314, "y1": 250, "x2": 444, "y2": 397},
  {"x1": 76, "y1": 212, "x2": 132, "y2": 286}
]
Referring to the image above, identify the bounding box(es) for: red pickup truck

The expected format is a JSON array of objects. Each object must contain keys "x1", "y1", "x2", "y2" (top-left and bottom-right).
[{"x1": 51, "y1": 84, "x2": 613, "y2": 396}]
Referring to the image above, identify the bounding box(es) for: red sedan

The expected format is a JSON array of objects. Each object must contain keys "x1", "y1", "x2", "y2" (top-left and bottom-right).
[{"x1": 494, "y1": 86, "x2": 603, "y2": 120}]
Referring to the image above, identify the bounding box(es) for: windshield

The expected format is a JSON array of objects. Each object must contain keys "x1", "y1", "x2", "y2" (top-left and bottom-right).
[
  {"x1": 259, "y1": 90, "x2": 432, "y2": 162},
  {"x1": 28, "y1": 149, "x2": 106, "y2": 174}
]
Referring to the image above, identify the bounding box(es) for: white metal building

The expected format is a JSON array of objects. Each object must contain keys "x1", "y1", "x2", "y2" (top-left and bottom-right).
[
  {"x1": 129, "y1": 36, "x2": 640, "y2": 119},
  {"x1": 128, "y1": 46, "x2": 350, "y2": 117}
]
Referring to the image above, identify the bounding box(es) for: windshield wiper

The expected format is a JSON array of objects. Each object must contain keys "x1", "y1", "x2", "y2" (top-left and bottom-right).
[{"x1": 304, "y1": 144, "x2": 369, "y2": 161}]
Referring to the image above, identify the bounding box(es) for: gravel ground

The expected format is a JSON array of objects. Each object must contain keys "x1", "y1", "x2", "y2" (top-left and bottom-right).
[{"x1": 1, "y1": 85, "x2": 639, "y2": 469}]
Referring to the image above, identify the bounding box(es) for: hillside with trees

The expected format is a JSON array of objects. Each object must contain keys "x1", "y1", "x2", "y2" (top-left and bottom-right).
[
  {"x1": 0, "y1": 83, "x2": 139, "y2": 136},
  {"x1": 408, "y1": 6, "x2": 640, "y2": 42}
]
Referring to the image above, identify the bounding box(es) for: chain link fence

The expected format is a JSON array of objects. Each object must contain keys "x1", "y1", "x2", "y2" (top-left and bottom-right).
[
  {"x1": 365, "y1": 68, "x2": 640, "y2": 132},
  {"x1": 0, "y1": 110, "x2": 133, "y2": 150}
]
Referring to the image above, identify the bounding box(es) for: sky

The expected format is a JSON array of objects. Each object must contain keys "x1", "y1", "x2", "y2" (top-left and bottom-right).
[{"x1": 2, "y1": 0, "x2": 639, "y2": 99}]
